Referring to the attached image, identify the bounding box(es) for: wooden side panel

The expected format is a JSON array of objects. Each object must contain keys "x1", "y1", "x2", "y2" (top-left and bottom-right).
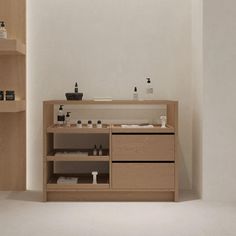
[
  {"x1": 0, "y1": 112, "x2": 26, "y2": 190},
  {"x1": 43, "y1": 103, "x2": 54, "y2": 201},
  {"x1": 112, "y1": 163, "x2": 174, "y2": 189},
  {"x1": 112, "y1": 134, "x2": 174, "y2": 161}
]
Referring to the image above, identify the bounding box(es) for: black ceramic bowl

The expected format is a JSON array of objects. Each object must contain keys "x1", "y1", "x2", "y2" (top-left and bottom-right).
[{"x1": 65, "y1": 93, "x2": 83, "y2": 100}]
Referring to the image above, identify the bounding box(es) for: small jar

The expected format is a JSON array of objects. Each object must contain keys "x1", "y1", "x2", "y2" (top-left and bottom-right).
[
  {"x1": 88, "y1": 120, "x2": 93, "y2": 128},
  {"x1": 77, "y1": 120, "x2": 82, "y2": 128},
  {"x1": 0, "y1": 90, "x2": 4, "y2": 100},
  {"x1": 5, "y1": 90, "x2": 15, "y2": 101},
  {"x1": 97, "y1": 120, "x2": 102, "y2": 128}
]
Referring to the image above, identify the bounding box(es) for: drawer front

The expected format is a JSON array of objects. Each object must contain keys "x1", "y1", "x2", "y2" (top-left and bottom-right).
[
  {"x1": 112, "y1": 134, "x2": 174, "y2": 161},
  {"x1": 112, "y1": 163, "x2": 174, "y2": 189}
]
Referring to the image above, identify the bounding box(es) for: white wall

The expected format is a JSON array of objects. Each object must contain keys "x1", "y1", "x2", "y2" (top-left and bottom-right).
[
  {"x1": 27, "y1": 0, "x2": 193, "y2": 190},
  {"x1": 203, "y1": 0, "x2": 236, "y2": 201},
  {"x1": 191, "y1": 0, "x2": 203, "y2": 197}
]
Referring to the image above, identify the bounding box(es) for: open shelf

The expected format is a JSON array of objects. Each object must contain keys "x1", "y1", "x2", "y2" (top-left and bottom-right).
[
  {"x1": 0, "y1": 39, "x2": 26, "y2": 55},
  {"x1": 111, "y1": 124, "x2": 175, "y2": 133},
  {"x1": 47, "y1": 149, "x2": 109, "y2": 162},
  {"x1": 0, "y1": 100, "x2": 26, "y2": 113},
  {"x1": 47, "y1": 155, "x2": 109, "y2": 162},
  {"x1": 47, "y1": 174, "x2": 109, "y2": 191},
  {"x1": 47, "y1": 124, "x2": 111, "y2": 134}
]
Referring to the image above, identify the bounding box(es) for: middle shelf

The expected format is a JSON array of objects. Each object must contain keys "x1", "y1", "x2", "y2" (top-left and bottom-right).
[
  {"x1": 47, "y1": 155, "x2": 109, "y2": 162},
  {"x1": 47, "y1": 124, "x2": 111, "y2": 134}
]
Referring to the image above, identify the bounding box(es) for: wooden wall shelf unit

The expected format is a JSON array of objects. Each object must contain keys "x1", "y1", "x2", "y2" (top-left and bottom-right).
[
  {"x1": 0, "y1": 0, "x2": 26, "y2": 190},
  {"x1": 43, "y1": 100, "x2": 178, "y2": 201}
]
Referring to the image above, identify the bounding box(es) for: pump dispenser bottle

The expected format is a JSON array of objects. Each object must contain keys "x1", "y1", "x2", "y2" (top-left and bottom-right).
[
  {"x1": 75, "y1": 82, "x2": 78, "y2": 93},
  {"x1": 57, "y1": 105, "x2": 65, "y2": 126},
  {"x1": 146, "y1": 78, "x2": 154, "y2": 100},
  {"x1": 133, "y1": 87, "x2": 139, "y2": 100},
  {"x1": 0, "y1": 21, "x2": 7, "y2": 39},
  {"x1": 65, "y1": 112, "x2": 71, "y2": 127}
]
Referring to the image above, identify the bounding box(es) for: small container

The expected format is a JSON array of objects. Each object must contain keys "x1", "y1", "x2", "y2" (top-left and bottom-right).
[
  {"x1": 160, "y1": 116, "x2": 167, "y2": 128},
  {"x1": 75, "y1": 82, "x2": 78, "y2": 93},
  {"x1": 97, "y1": 120, "x2": 102, "y2": 128},
  {"x1": 133, "y1": 87, "x2": 139, "y2": 100},
  {"x1": 77, "y1": 120, "x2": 82, "y2": 128},
  {"x1": 88, "y1": 120, "x2": 93, "y2": 128},
  {"x1": 146, "y1": 78, "x2": 154, "y2": 100},
  {"x1": 92, "y1": 171, "x2": 98, "y2": 184},
  {"x1": 57, "y1": 105, "x2": 65, "y2": 126},
  {"x1": 5, "y1": 90, "x2": 15, "y2": 101},
  {"x1": 65, "y1": 112, "x2": 71, "y2": 127},
  {"x1": 0, "y1": 21, "x2": 7, "y2": 39},
  {"x1": 0, "y1": 90, "x2": 4, "y2": 100},
  {"x1": 99, "y1": 145, "x2": 103, "y2": 156},
  {"x1": 93, "y1": 145, "x2": 98, "y2": 156}
]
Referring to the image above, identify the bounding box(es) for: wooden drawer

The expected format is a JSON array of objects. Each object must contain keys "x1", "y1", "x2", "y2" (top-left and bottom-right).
[
  {"x1": 112, "y1": 163, "x2": 174, "y2": 189},
  {"x1": 112, "y1": 134, "x2": 174, "y2": 161}
]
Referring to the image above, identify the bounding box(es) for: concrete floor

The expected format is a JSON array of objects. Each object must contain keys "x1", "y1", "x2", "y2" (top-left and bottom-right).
[{"x1": 0, "y1": 191, "x2": 236, "y2": 236}]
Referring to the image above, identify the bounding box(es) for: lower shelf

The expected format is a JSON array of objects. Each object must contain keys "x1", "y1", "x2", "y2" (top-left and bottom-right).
[{"x1": 47, "y1": 174, "x2": 109, "y2": 191}]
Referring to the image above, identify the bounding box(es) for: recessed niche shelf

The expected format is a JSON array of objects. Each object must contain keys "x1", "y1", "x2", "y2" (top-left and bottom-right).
[
  {"x1": 0, "y1": 39, "x2": 26, "y2": 55},
  {"x1": 0, "y1": 100, "x2": 26, "y2": 113}
]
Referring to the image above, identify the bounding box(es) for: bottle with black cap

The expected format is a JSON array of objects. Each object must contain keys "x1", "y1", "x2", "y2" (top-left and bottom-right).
[
  {"x1": 133, "y1": 87, "x2": 139, "y2": 100},
  {"x1": 77, "y1": 120, "x2": 82, "y2": 128},
  {"x1": 146, "y1": 78, "x2": 154, "y2": 100},
  {"x1": 0, "y1": 21, "x2": 7, "y2": 39},
  {"x1": 65, "y1": 112, "x2": 71, "y2": 127},
  {"x1": 57, "y1": 105, "x2": 65, "y2": 126},
  {"x1": 75, "y1": 82, "x2": 78, "y2": 93}
]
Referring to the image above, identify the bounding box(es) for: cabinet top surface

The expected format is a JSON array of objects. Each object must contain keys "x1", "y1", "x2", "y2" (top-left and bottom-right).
[{"x1": 44, "y1": 100, "x2": 178, "y2": 105}]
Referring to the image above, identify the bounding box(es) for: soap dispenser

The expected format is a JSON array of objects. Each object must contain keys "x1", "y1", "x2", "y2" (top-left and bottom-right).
[
  {"x1": 99, "y1": 145, "x2": 103, "y2": 156},
  {"x1": 75, "y1": 82, "x2": 78, "y2": 93},
  {"x1": 0, "y1": 21, "x2": 7, "y2": 39},
  {"x1": 133, "y1": 87, "x2": 139, "y2": 100},
  {"x1": 65, "y1": 112, "x2": 71, "y2": 127},
  {"x1": 146, "y1": 78, "x2": 154, "y2": 100},
  {"x1": 57, "y1": 105, "x2": 65, "y2": 126}
]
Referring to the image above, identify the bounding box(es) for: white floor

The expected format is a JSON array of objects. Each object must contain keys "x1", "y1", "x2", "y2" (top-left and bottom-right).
[{"x1": 0, "y1": 191, "x2": 236, "y2": 236}]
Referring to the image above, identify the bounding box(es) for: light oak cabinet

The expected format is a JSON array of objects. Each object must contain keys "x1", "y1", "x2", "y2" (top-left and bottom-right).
[{"x1": 43, "y1": 100, "x2": 178, "y2": 201}]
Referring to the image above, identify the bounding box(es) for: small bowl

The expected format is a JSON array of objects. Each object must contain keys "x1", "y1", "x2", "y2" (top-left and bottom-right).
[{"x1": 65, "y1": 93, "x2": 83, "y2": 100}]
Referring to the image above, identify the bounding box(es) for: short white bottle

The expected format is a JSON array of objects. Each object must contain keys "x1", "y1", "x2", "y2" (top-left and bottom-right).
[{"x1": 0, "y1": 21, "x2": 7, "y2": 39}]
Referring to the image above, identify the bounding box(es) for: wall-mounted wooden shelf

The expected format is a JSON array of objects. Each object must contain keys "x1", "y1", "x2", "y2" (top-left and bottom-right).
[
  {"x1": 0, "y1": 39, "x2": 26, "y2": 55},
  {"x1": 0, "y1": 0, "x2": 26, "y2": 191},
  {"x1": 0, "y1": 100, "x2": 26, "y2": 113}
]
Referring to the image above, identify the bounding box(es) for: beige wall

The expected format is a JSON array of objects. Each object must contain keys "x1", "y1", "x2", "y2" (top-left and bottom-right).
[
  {"x1": 191, "y1": 0, "x2": 203, "y2": 197},
  {"x1": 203, "y1": 0, "x2": 236, "y2": 201},
  {"x1": 27, "y1": 0, "x2": 193, "y2": 190}
]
